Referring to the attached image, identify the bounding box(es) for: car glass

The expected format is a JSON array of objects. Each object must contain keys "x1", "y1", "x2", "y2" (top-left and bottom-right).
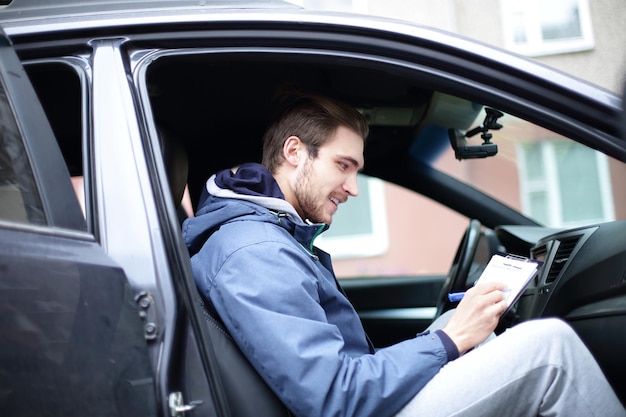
[
  {"x1": 434, "y1": 109, "x2": 625, "y2": 229},
  {"x1": 317, "y1": 173, "x2": 468, "y2": 278},
  {"x1": 25, "y1": 62, "x2": 87, "y2": 219},
  {"x1": 0, "y1": 77, "x2": 45, "y2": 225}
]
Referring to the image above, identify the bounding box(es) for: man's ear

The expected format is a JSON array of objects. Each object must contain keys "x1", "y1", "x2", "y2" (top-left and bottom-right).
[{"x1": 283, "y1": 136, "x2": 302, "y2": 167}]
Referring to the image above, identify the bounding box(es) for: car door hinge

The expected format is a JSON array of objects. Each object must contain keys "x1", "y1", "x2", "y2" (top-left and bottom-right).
[
  {"x1": 169, "y1": 392, "x2": 202, "y2": 417},
  {"x1": 135, "y1": 291, "x2": 159, "y2": 341}
]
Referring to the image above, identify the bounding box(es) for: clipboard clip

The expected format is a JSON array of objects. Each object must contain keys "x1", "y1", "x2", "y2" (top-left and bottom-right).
[
  {"x1": 501, "y1": 253, "x2": 533, "y2": 262},
  {"x1": 501, "y1": 252, "x2": 543, "y2": 268}
]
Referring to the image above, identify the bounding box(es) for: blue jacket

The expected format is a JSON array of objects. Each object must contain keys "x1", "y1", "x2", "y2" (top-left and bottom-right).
[{"x1": 183, "y1": 163, "x2": 458, "y2": 417}]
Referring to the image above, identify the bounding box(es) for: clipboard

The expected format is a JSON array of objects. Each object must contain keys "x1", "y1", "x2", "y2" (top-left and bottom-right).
[{"x1": 474, "y1": 253, "x2": 542, "y2": 313}]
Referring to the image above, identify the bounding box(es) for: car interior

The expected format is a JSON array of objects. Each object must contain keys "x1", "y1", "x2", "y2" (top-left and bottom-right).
[
  {"x1": 143, "y1": 52, "x2": 531, "y2": 221},
  {"x1": 23, "y1": 46, "x2": 626, "y2": 409}
]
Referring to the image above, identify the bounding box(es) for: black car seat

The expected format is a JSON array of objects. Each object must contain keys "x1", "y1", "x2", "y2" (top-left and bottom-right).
[
  {"x1": 157, "y1": 126, "x2": 292, "y2": 416},
  {"x1": 199, "y1": 298, "x2": 292, "y2": 416},
  {"x1": 157, "y1": 125, "x2": 190, "y2": 223}
]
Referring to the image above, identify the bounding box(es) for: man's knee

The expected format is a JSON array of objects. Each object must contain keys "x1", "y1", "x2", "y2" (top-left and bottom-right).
[
  {"x1": 527, "y1": 318, "x2": 575, "y2": 338},
  {"x1": 506, "y1": 318, "x2": 577, "y2": 345}
]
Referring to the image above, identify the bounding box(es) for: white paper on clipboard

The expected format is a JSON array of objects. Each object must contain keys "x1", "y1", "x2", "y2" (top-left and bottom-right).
[{"x1": 475, "y1": 253, "x2": 541, "y2": 310}]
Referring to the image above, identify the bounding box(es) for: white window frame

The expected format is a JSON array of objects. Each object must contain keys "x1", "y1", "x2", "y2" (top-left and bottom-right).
[
  {"x1": 518, "y1": 141, "x2": 615, "y2": 228},
  {"x1": 500, "y1": 0, "x2": 594, "y2": 57},
  {"x1": 316, "y1": 176, "x2": 388, "y2": 259}
]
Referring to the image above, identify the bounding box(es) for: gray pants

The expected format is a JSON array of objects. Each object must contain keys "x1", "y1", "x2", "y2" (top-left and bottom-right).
[{"x1": 396, "y1": 313, "x2": 625, "y2": 417}]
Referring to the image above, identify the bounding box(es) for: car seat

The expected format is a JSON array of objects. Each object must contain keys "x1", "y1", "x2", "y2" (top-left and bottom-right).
[
  {"x1": 158, "y1": 125, "x2": 190, "y2": 223},
  {"x1": 157, "y1": 126, "x2": 292, "y2": 416}
]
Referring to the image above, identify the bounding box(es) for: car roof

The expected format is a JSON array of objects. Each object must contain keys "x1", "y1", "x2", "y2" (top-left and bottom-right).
[
  {"x1": 1, "y1": 0, "x2": 617, "y2": 106},
  {"x1": 0, "y1": 0, "x2": 301, "y2": 33},
  {"x1": 4, "y1": 0, "x2": 621, "y2": 151},
  {"x1": 0, "y1": 0, "x2": 299, "y2": 15}
]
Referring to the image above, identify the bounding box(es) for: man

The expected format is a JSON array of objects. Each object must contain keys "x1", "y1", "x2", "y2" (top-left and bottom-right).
[{"x1": 183, "y1": 93, "x2": 625, "y2": 417}]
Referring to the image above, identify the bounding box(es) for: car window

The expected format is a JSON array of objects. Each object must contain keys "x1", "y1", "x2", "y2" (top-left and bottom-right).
[
  {"x1": 25, "y1": 62, "x2": 88, "y2": 220},
  {"x1": 319, "y1": 175, "x2": 468, "y2": 278},
  {"x1": 314, "y1": 105, "x2": 626, "y2": 279},
  {"x1": 138, "y1": 47, "x2": 624, "y2": 283},
  {"x1": 316, "y1": 175, "x2": 390, "y2": 260},
  {"x1": 329, "y1": 109, "x2": 625, "y2": 279},
  {"x1": 435, "y1": 109, "x2": 626, "y2": 228},
  {"x1": 0, "y1": 76, "x2": 45, "y2": 225},
  {"x1": 141, "y1": 52, "x2": 475, "y2": 280}
]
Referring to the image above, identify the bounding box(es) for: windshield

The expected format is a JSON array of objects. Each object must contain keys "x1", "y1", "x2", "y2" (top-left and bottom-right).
[{"x1": 434, "y1": 109, "x2": 625, "y2": 228}]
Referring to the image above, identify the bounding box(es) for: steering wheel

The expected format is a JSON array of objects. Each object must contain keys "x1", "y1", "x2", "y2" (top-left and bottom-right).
[{"x1": 435, "y1": 219, "x2": 482, "y2": 318}]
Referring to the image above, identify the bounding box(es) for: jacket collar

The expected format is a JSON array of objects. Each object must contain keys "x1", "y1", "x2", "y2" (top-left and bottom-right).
[{"x1": 202, "y1": 163, "x2": 329, "y2": 250}]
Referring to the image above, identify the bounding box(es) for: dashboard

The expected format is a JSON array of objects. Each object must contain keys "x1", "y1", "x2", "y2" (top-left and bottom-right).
[{"x1": 493, "y1": 219, "x2": 626, "y2": 403}]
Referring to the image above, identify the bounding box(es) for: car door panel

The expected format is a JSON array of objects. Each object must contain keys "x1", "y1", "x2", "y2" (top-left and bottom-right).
[
  {"x1": 341, "y1": 275, "x2": 445, "y2": 347},
  {"x1": 0, "y1": 229, "x2": 156, "y2": 417}
]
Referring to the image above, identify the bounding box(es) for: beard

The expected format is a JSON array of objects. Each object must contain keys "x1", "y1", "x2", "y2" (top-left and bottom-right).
[{"x1": 293, "y1": 158, "x2": 327, "y2": 224}]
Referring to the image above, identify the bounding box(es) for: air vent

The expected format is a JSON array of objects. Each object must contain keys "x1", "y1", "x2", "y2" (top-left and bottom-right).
[
  {"x1": 532, "y1": 245, "x2": 547, "y2": 261},
  {"x1": 545, "y1": 236, "x2": 580, "y2": 284}
]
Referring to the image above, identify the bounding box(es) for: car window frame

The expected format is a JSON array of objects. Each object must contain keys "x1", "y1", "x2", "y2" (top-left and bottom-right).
[{"x1": 0, "y1": 32, "x2": 86, "y2": 232}]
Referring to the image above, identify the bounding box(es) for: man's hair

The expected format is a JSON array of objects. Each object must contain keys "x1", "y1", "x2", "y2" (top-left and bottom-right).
[{"x1": 261, "y1": 93, "x2": 369, "y2": 173}]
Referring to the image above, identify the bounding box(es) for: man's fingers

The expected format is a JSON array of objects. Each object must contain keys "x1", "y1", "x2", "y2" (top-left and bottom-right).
[{"x1": 473, "y1": 281, "x2": 508, "y2": 293}]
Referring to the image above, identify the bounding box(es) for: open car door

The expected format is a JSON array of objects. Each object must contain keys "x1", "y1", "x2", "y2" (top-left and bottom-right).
[{"x1": 0, "y1": 28, "x2": 158, "y2": 417}]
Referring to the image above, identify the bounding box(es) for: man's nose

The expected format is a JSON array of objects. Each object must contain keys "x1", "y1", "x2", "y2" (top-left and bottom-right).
[{"x1": 344, "y1": 174, "x2": 359, "y2": 197}]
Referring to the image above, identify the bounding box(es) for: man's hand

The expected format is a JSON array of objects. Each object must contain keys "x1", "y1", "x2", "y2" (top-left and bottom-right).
[{"x1": 441, "y1": 282, "x2": 508, "y2": 354}]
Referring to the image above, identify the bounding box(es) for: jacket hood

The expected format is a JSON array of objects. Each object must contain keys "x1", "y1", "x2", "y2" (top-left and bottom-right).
[{"x1": 183, "y1": 163, "x2": 328, "y2": 255}]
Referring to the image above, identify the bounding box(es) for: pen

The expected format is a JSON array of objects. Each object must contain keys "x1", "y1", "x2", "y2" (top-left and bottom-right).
[
  {"x1": 447, "y1": 292, "x2": 466, "y2": 302},
  {"x1": 448, "y1": 289, "x2": 511, "y2": 302}
]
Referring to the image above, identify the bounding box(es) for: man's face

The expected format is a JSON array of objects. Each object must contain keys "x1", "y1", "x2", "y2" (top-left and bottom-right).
[{"x1": 293, "y1": 126, "x2": 364, "y2": 224}]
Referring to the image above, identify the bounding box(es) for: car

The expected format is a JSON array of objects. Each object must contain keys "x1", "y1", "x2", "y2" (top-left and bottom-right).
[{"x1": 0, "y1": 0, "x2": 624, "y2": 415}]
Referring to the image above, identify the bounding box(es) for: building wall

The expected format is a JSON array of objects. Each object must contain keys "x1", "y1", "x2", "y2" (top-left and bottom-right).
[
  {"x1": 368, "y1": 0, "x2": 459, "y2": 32},
  {"x1": 536, "y1": 0, "x2": 626, "y2": 92},
  {"x1": 366, "y1": 0, "x2": 626, "y2": 93}
]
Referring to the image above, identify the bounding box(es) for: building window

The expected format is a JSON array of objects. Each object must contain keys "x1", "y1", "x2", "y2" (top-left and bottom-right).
[
  {"x1": 501, "y1": 0, "x2": 594, "y2": 57},
  {"x1": 316, "y1": 175, "x2": 388, "y2": 259},
  {"x1": 518, "y1": 140, "x2": 614, "y2": 227}
]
